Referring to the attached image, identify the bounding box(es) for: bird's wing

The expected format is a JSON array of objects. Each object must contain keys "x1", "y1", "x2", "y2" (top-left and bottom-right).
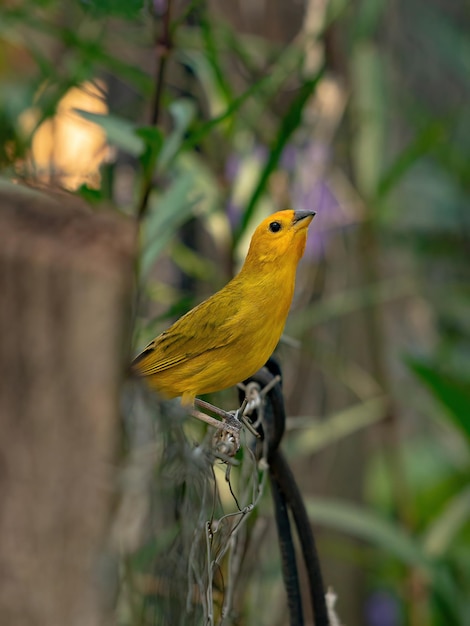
[{"x1": 132, "y1": 290, "x2": 242, "y2": 375}]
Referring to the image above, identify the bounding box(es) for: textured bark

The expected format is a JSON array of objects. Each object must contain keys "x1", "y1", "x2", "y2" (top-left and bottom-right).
[{"x1": 0, "y1": 182, "x2": 135, "y2": 626}]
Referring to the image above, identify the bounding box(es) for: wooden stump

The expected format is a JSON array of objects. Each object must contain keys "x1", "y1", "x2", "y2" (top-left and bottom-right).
[{"x1": 0, "y1": 182, "x2": 136, "y2": 626}]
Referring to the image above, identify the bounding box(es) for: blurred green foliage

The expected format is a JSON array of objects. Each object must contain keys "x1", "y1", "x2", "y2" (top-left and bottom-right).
[{"x1": 1, "y1": 0, "x2": 469, "y2": 625}]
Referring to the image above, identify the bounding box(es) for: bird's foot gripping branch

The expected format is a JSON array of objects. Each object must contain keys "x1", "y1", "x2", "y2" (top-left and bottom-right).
[
  {"x1": 190, "y1": 375, "x2": 281, "y2": 460},
  {"x1": 191, "y1": 398, "x2": 243, "y2": 458}
]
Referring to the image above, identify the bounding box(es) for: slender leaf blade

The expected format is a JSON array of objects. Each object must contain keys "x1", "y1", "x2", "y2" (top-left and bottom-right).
[
  {"x1": 306, "y1": 497, "x2": 430, "y2": 569},
  {"x1": 407, "y1": 358, "x2": 470, "y2": 442},
  {"x1": 423, "y1": 485, "x2": 470, "y2": 557}
]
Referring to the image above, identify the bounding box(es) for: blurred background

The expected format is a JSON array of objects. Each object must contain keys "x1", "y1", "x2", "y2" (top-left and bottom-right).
[{"x1": 1, "y1": 0, "x2": 469, "y2": 624}]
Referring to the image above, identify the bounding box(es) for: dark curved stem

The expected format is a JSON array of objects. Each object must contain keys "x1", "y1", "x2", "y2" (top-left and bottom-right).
[
  {"x1": 136, "y1": 0, "x2": 173, "y2": 221},
  {"x1": 270, "y1": 473, "x2": 304, "y2": 626},
  {"x1": 270, "y1": 451, "x2": 330, "y2": 626},
  {"x1": 241, "y1": 362, "x2": 329, "y2": 625}
]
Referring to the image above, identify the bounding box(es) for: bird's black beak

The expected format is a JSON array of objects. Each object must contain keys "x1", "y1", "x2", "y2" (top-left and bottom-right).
[{"x1": 293, "y1": 210, "x2": 316, "y2": 224}]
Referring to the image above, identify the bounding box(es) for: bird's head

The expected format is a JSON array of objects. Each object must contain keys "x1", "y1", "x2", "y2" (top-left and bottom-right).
[{"x1": 244, "y1": 209, "x2": 316, "y2": 268}]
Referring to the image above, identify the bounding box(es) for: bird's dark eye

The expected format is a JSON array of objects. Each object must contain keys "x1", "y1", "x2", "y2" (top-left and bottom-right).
[{"x1": 269, "y1": 221, "x2": 282, "y2": 233}]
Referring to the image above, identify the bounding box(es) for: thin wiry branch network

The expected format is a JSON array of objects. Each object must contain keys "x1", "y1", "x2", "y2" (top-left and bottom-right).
[{"x1": 118, "y1": 382, "x2": 273, "y2": 626}]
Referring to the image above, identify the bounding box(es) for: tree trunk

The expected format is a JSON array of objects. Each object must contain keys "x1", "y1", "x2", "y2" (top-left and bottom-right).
[{"x1": 0, "y1": 182, "x2": 135, "y2": 626}]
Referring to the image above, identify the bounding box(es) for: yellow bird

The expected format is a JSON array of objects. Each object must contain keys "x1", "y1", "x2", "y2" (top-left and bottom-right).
[{"x1": 132, "y1": 209, "x2": 315, "y2": 406}]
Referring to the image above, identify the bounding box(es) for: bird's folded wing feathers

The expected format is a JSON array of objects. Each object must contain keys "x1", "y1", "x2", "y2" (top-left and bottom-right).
[{"x1": 133, "y1": 292, "x2": 242, "y2": 375}]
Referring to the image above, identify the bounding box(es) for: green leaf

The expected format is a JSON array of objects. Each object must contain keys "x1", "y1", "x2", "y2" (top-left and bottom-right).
[
  {"x1": 76, "y1": 183, "x2": 105, "y2": 203},
  {"x1": 78, "y1": 0, "x2": 144, "y2": 19},
  {"x1": 285, "y1": 396, "x2": 388, "y2": 456},
  {"x1": 141, "y1": 172, "x2": 202, "y2": 276},
  {"x1": 136, "y1": 125, "x2": 164, "y2": 149},
  {"x1": 74, "y1": 110, "x2": 145, "y2": 156},
  {"x1": 136, "y1": 125, "x2": 164, "y2": 177},
  {"x1": 158, "y1": 99, "x2": 196, "y2": 170},
  {"x1": 200, "y1": 16, "x2": 233, "y2": 106},
  {"x1": 377, "y1": 121, "x2": 447, "y2": 199},
  {"x1": 171, "y1": 242, "x2": 216, "y2": 283},
  {"x1": 423, "y1": 485, "x2": 470, "y2": 557},
  {"x1": 306, "y1": 497, "x2": 430, "y2": 570},
  {"x1": 178, "y1": 71, "x2": 269, "y2": 149},
  {"x1": 177, "y1": 41, "x2": 304, "y2": 151},
  {"x1": 407, "y1": 358, "x2": 470, "y2": 443},
  {"x1": 307, "y1": 499, "x2": 462, "y2": 614},
  {"x1": 141, "y1": 149, "x2": 220, "y2": 275}
]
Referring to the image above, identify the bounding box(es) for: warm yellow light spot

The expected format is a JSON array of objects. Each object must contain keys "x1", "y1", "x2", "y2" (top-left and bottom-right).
[{"x1": 29, "y1": 80, "x2": 111, "y2": 190}]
